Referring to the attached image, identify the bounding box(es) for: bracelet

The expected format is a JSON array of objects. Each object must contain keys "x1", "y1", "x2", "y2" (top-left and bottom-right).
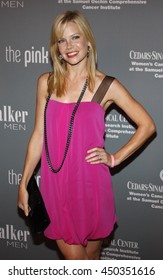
[{"x1": 110, "y1": 154, "x2": 115, "y2": 168}]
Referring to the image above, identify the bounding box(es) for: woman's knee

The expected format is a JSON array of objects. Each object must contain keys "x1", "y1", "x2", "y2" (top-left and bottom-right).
[
  {"x1": 86, "y1": 240, "x2": 102, "y2": 260},
  {"x1": 87, "y1": 251, "x2": 100, "y2": 260},
  {"x1": 66, "y1": 252, "x2": 88, "y2": 260},
  {"x1": 56, "y1": 240, "x2": 88, "y2": 260}
]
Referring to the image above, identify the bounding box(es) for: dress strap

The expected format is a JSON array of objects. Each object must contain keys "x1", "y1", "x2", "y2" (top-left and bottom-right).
[{"x1": 91, "y1": 76, "x2": 115, "y2": 104}]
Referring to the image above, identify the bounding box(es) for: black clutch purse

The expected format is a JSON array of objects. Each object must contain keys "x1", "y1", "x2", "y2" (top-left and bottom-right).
[{"x1": 27, "y1": 175, "x2": 50, "y2": 233}]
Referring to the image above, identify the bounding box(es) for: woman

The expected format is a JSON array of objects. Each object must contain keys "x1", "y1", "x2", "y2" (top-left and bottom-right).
[{"x1": 18, "y1": 10, "x2": 156, "y2": 260}]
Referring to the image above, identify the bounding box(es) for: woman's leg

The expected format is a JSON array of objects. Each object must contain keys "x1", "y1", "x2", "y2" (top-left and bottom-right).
[
  {"x1": 86, "y1": 240, "x2": 103, "y2": 260},
  {"x1": 56, "y1": 239, "x2": 103, "y2": 260},
  {"x1": 56, "y1": 239, "x2": 89, "y2": 260}
]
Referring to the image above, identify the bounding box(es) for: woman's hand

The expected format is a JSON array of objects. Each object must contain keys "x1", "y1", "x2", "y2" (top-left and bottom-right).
[
  {"x1": 17, "y1": 185, "x2": 30, "y2": 217},
  {"x1": 85, "y1": 147, "x2": 113, "y2": 166}
]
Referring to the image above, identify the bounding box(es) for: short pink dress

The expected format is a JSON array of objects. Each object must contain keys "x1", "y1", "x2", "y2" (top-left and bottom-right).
[{"x1": 40, "y1": 76, "x2": 117, "y2": 246}]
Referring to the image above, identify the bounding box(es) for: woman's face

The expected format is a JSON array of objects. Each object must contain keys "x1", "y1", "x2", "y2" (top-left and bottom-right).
[{"x1": 57, "y1": 21, "x2": 89, "y2": 66}]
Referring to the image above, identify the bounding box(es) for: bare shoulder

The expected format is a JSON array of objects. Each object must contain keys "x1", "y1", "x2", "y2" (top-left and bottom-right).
[
  {"x1": 37, "y1": 72, "x2": 49, "y2": 87},
  {"x1": 110, "y1": 78, "x2": 127, "y2": 90},
  {"x1": 95, "y1": 70, "x2": 106, "y2": 83},
  {"x1": 95, "y1": 70, "x2": 120, "y2": 95},
  {"x1": 37, "y1": 72, "x2": 50, "y2": 99},
  {"x1": 95, "y1": 70, "x2": 116, "y2": 86},
  {"x1": 108, "y1": 78, "x2": 133, "y2": 101},
  {"x1": 98, "y1": 73, "x2": 130, "y2": 109},
  {"x1": 94, "y1": 70, "x2": 107, "y2": 91}
]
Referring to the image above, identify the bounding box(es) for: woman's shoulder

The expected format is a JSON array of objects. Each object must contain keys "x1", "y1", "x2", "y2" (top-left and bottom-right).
[
  {"x1": 36, "y1": 72, "x2": 52, "y2": 99},
  {"x1": 95, "y1": 71, "x2": 116, "y2": 89},
  {"x1": 95, "y1": 70, "x2": 115, "y2": 82},
  {"x1": 37, "y1": 72, "x2": 50, "y2": 84}
]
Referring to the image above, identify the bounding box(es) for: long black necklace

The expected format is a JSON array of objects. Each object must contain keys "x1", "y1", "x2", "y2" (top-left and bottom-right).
[{"x1": 44, "y1": 79, "x2": 88, "y2": 173}]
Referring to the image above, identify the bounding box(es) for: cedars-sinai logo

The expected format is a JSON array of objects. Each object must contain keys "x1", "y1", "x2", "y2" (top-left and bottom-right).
[
  {"x1": 0, "y1": 1, "x2": 24, "y2": 8},
  {"x1": 0, "y1": 105, "x2": 28, "y2": 131}
]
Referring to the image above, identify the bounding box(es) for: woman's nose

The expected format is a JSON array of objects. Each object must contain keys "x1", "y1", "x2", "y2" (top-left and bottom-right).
[{"x1": 66, "y1": 39, "x2": 73, "y2": 49}]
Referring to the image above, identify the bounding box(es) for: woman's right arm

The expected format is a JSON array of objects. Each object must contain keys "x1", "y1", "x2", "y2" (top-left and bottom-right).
[{"x1": 17, "y1": 73, "x2": 49, "y2": 216}]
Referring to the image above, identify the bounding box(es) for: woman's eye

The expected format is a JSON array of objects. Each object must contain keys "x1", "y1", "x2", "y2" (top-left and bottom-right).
[
  {"x1": 58, "y1": 39, "x2": 66, "y2": 45},
  {"x1": 72, "y1": 35, "x2": 80, "y2": 40}
]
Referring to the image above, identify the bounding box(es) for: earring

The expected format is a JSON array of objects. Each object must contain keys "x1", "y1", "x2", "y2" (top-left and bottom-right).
[
  {"x1": 87, "y1": 46, "x2": 90, "y2": 58},
  {"x1": 58, "y1": 54, "x2": 62, "y2": 60},
  {"x1": 58, "y1": 54, "x2": 63, "y2": 63}
]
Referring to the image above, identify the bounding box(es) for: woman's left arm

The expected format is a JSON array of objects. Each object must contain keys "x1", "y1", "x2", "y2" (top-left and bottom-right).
[
  {"x1": 85, "y1": 79, "x2": 156, "y2": 167},
  {"x1": 106, "y1": 79, "x2": 156, "y2": 166}
]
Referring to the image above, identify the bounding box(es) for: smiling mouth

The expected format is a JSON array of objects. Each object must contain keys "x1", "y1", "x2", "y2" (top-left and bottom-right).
[{"x1": 66, "y1": 51, "x2": 78, "y2": 58}]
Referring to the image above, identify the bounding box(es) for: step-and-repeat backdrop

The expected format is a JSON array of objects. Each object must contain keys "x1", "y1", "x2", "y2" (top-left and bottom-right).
[{"x1": 0, "y1": 0, "x2": 162, "y2": 260}]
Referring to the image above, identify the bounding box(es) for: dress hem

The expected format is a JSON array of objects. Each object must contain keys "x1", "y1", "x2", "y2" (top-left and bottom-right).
[{"x1": 44, "y1": 221, "x2": 117, "y2": 246}]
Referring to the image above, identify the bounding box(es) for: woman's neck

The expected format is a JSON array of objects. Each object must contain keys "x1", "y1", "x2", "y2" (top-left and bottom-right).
[{"x1": 66, "y1": 61, "x2": 88, "y2": 81}]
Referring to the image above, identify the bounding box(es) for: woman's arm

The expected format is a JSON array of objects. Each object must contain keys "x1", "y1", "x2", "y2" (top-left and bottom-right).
[
  {"x1": 85, "y1": 79, "x2": 156, "y2": 166},
  {"x1": 109, "y1": 79, "x2": 156, "y2": 165},
  {"x1": 17, "y1": 73, "x2": 49, "y2": 216}
]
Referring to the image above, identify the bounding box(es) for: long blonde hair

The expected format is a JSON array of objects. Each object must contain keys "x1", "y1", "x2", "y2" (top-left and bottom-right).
[{"x1": 48, "y1": 10, "x2": 97, "y2": 97}]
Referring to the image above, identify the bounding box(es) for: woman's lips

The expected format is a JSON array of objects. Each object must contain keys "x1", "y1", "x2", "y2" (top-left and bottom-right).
[{"x1": 66, "y1": 51, "x2": 78, "y2": 58}]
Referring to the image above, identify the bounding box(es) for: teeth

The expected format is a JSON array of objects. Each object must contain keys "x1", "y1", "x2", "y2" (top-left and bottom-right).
[{"x1": 67, "y1": 52, "x2": 78, "y2": 57}]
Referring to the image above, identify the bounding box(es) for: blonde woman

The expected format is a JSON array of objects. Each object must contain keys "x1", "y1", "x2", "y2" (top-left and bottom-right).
[{"x1": 18, "y1": 11, "x2": 156, "y2": 260}]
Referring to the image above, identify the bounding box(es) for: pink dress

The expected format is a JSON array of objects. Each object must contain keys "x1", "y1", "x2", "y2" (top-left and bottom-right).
[{"x1": 40, "y1": 77, "x2": 117, "y2": 246}]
